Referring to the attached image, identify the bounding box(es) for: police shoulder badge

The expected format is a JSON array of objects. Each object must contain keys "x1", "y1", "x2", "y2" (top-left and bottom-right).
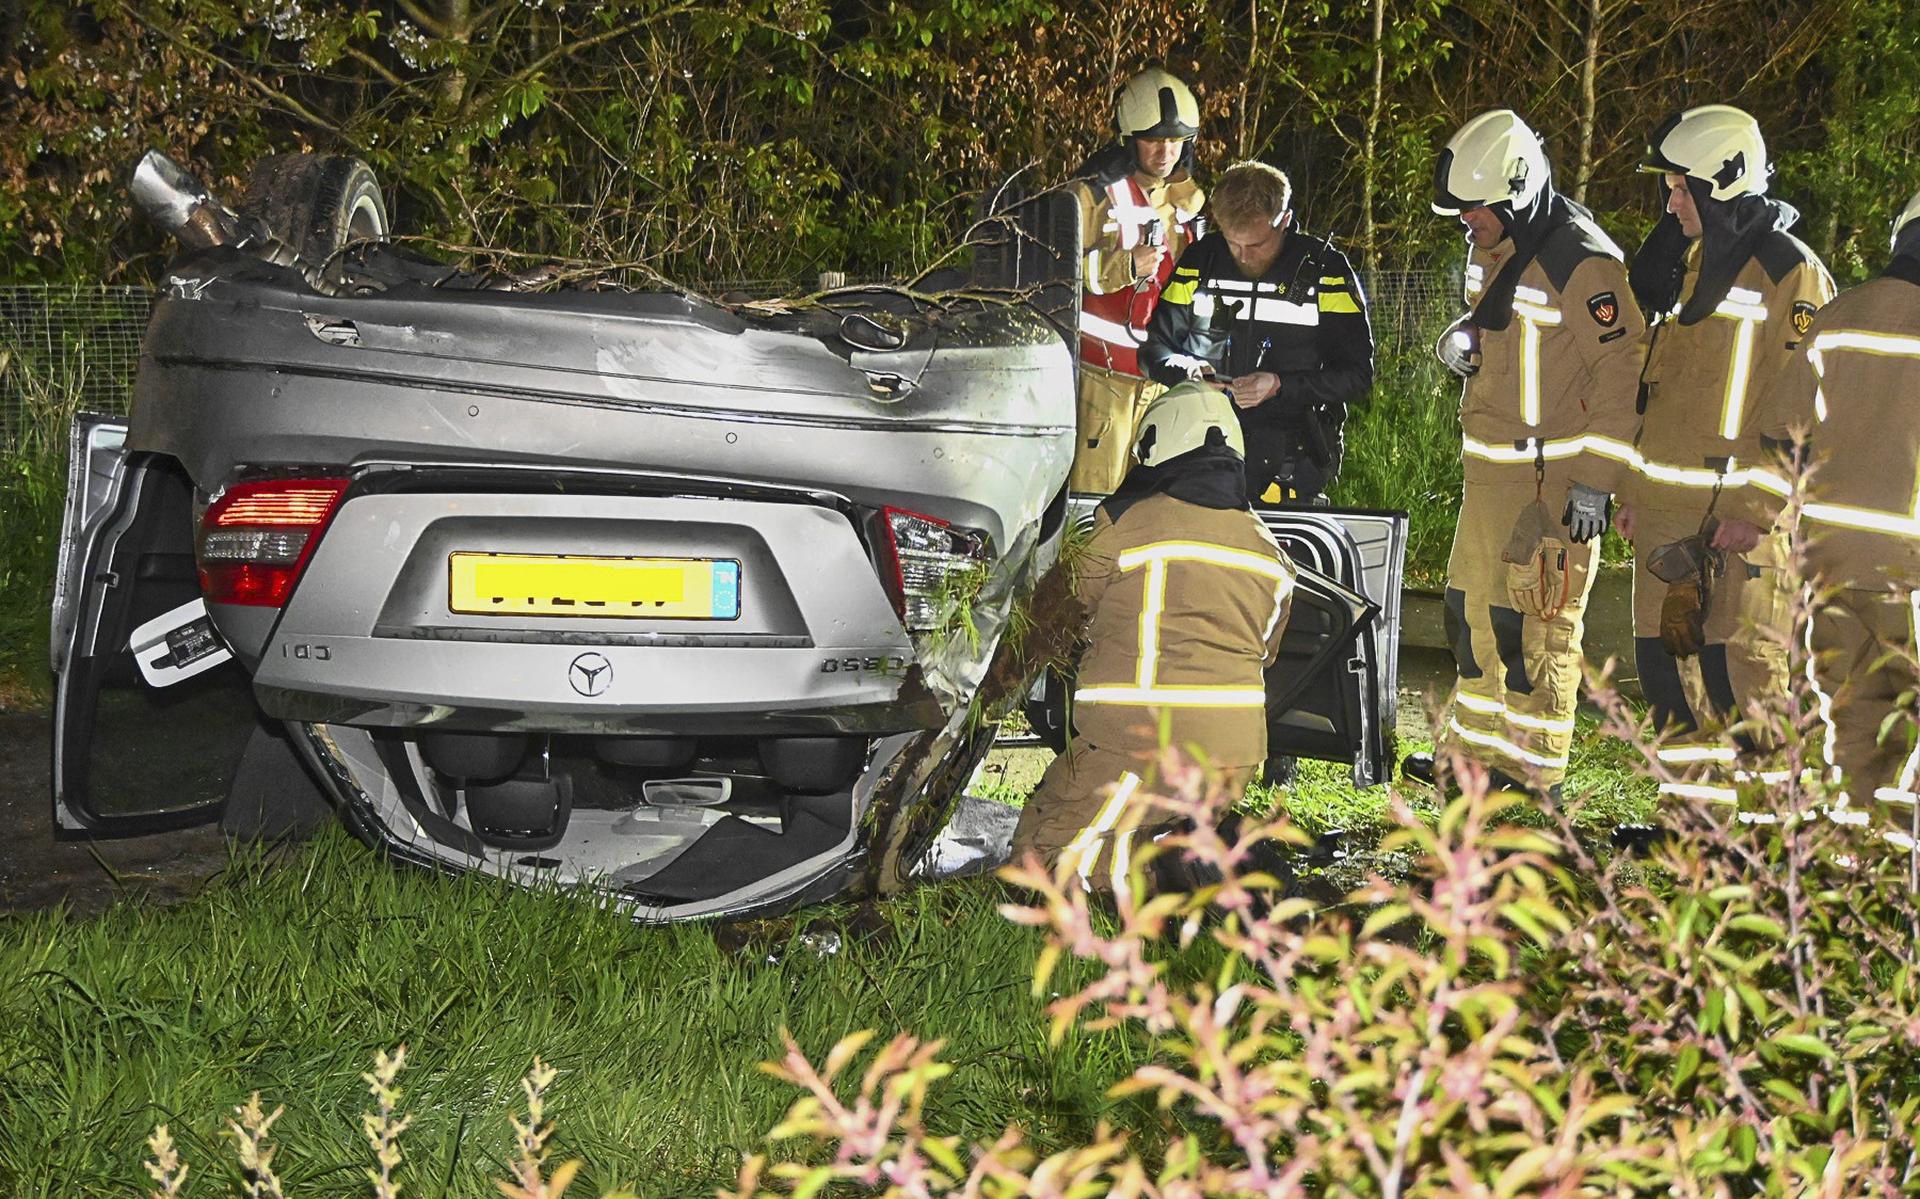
[
  {"x1": 1792, "y1": 300, "x2": 1817, "y2": 336},
  {"x1": 1587, "y1": 291, "x2": 1619, "y2": 327}
]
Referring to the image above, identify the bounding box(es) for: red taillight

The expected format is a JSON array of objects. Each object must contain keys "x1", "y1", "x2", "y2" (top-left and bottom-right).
[
  {"x1": 198, "y1": 478, "x2": 350, "y2": 607},
  {"x1": 877, "y1": 506, "x2": 989, "y2": 632}
]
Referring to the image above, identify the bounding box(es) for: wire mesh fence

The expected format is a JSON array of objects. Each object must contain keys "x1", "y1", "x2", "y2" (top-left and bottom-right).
[
  {"x1": 0, "y1": 272, "x2": 1459, "y2": 444},
  {"x1": 0, "y1": 286, "x2": 153, "y2": 445}
]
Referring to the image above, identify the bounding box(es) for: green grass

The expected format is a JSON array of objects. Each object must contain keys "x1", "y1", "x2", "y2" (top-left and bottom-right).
[
  {"x1": 0, "y1": 338, "x2": 94, "y2": 705},
  {"x1": 0, "y1": 836, "x2": 1185, "y2": 1198},
  {"x1": 0, "y1": 710, "x2": 1659, "y2": 1196}
]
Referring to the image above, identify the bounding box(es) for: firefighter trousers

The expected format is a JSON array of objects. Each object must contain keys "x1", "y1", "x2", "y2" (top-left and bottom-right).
[
  {"x1": 1010, "y1": 739, "x2": 1253, "y2": 892},
  {"x1": 1810, "y1": 587, "x2": 1920, "y2": 849},
  {"x1": 1629, "y1": 502, "x2": 1791, "y2": 741},
  {"x1": 1070, "y1": 366, "x2": 1162, "y2": 494},
  {"x1": 1440, "y1": 465, "x2": 1598, "y2": 786}
]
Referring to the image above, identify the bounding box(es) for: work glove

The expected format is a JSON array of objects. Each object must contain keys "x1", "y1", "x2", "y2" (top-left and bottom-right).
[
  {"x1": 1659, "y1": 580, "x2": 1708, "y2": 658},
  {"x1": 1434, "y1": 316, "x2": 1481, "y2": 378},
  {"x1": 1562, "y1": 482, "x2": 1611, "y2": 544},
  {"x1": 1501, "y1": 499, "x2": 1570, "y2": 619}
]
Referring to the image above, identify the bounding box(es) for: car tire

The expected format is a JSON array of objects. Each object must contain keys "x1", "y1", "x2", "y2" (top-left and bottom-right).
[
  {"x1": 760, "y1": 736, "x2": 870, "y2": 795},
  {"x1": 241, "y1": 153, "x2": 388, "y2": 268},
  {"x1": 221, "y1": 721, "x2": 337, "y2": 842}
]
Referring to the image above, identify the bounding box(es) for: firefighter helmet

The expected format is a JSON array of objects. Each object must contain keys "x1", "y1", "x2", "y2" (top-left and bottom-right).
[
  {"x1": 1115, "y1": 68, "x2": 1200, "y2": 141},
  {"x1": 1432, "y1": 110, "x2": 1547, "y2": 216},
  {"x1": 1641, "y1": 105, "x2": 1769, "y2": 201},
  {"x1": 1893, "y1": 188, "x2": 1920, "y2": 250},
  {"x1": 1135, "y1": 381, "x2": 1243, "y2": 466}
]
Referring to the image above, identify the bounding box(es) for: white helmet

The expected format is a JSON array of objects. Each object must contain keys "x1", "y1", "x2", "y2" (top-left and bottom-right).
[
  {"x1": 1135, "y1": 381, "x2": 1243, "y2": 466},
  {"x1": 1641, "y1": 105, "x2": 1769, "y2": 201},
  {"x1": 1893, "y1": 188, "x2": 1920, "y2": 250},
  {"x1": 1432, "y1": 110, "x2": 1547, "y2": 216},
  {"x1": 1115, "y1": 68, "x2": 1200, "y2": 141}
]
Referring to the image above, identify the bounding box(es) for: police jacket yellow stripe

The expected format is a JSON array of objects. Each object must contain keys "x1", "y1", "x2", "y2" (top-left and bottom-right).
[{"x1": 1139, "y1": 230, "x2": 1373, "y2": 488}]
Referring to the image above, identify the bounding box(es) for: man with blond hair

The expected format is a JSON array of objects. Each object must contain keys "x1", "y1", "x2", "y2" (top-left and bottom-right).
[{"x1": 1141, "y1": 160, "x2": 1374, "y2": 505}]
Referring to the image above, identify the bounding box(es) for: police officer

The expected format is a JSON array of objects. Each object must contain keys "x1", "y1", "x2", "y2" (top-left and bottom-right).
[
  {"x1": 1010, "y1": 381, "x2": 1295, "y2": 889},
  {"x1": 1139, "y1": 161, "x2": 1374, "y2": 504},
  {"x1": 1616, "y1": 106, "x2": 1834, "y2": 799},
  {"x1": 1732, "y1": 190, "x2": 1920, "y2": 850},
  {"x1": 1402, "y1": 110, "x2": 1645, "y2": 794},
  {"x1": 1067, "y1": 68, "x2": 1208, "y2": 495}
]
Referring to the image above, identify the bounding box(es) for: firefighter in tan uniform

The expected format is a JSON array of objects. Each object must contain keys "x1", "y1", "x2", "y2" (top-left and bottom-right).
[
  {"x1": 1730, "y1": 190, "x2": 1920, "y2": 851},
  {"x1": 1402, "y1": 111, "x2": 1645, "y2": 794},
  {"x1": 1067, "y1": 68, "x2": 1207, "y2": 494},
  {"x1": 1011, "y1": 382, "x2": 1295, "y2": 889},
  {"x1": 1614, "y1": 107, "x2": 1835, "y2": 800}
]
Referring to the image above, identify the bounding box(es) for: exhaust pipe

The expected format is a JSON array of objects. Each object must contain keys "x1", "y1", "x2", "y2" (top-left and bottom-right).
[
  {"x1": 129, "y1": 148, "x2": 315, "y2": 282},
  {"x1": 130, "y1": 150, "x2": 213, "y2": 237}
]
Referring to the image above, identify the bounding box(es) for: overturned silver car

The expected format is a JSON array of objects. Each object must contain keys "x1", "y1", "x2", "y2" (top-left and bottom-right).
[{"x1": 51, "y1": 151, "x2": 1405, "y2": 921}]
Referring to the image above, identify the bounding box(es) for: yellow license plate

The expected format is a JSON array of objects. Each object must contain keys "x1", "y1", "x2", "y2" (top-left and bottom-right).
[{"x1": 448, "y1": 553, "x2": 741, "y2": 619}]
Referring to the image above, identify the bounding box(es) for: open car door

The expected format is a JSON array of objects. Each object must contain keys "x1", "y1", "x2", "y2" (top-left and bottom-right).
[
  {"x1": 1022, "y1": 502, "x2": 1406, "y2": 787},
  {"x1": 49, "y1": 417, "x2": 254, "y2": 834},
  {"x1": 1258, "y1": 507, "x2": 1406, "y2": 787}
]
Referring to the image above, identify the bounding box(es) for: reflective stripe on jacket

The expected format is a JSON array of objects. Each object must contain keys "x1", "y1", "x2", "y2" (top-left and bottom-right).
[
  {"x1": 1071, "y1": 494, "x2": 1294, "y2": 767},
  {"x1": 1741, "y1": 275, "x2": 1920, "y2": 588},
  {"x1": 1629, "y1": 239, "x2": 1834, "y2": 499},
  {"x1": 1457, "y1": 218, "x2": 1645, "y2": 491},
  {"x1": 1072, "y1": 173, "x2": 1204, "y2": 377},
  {"x1": 1137, "y1": 231, "x2": 1375, "y2": 492}
]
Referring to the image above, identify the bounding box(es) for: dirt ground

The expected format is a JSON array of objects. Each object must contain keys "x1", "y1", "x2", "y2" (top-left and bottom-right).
[{"x1": 0, "y1": 707, "x2": 232, "y2": 916}]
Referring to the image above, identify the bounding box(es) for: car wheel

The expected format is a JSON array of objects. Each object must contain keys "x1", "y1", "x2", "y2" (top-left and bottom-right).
[{"x1": 241, "y1": 153, "x2": 389, "y2": 269}]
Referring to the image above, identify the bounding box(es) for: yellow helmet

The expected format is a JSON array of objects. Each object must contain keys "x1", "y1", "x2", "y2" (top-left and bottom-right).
[
  {"x1": 1432, "y1": 109, "x2": 1547, "y2": 216},
  {"x1": 1135, "y1": 381, "x2": 1243, "y2": 466},
  {"x1": 1115, "y1": 68, "x2": 1200, "y2": 140},
  {"x1": 1640, "y1": 105, "x2": 1770, "y2": 201}
]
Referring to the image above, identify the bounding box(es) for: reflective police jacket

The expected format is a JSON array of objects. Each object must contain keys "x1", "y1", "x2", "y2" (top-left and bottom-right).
[
  {"x1": 1138, "y1": 231, "x2": 1374, "y2": 482},
  {"x1": 1070, "y1": 166, "x2": 1205, "y2": 378},
  {"x1": 1457, "y1": 219, "x2": 1644, "y2": 490},
  {"x1": 1740, "y1": 272, "x2": 1920, "y2": 590},
  {"x1": 1070, "y1": 493, "x2": 1294, "y2": 767},
  {"x1": 1629, "y1": 238, "x2": 1834, "y2": 504}
]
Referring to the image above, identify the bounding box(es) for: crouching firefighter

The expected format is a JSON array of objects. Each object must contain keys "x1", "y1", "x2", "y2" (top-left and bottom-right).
[
  {"x1": 1010, "y1": 381, "x2": 1296, "y2": 892},
  {"x1": 1728, "y1": 189, "x2": 1920, "y2": 852},
  {"x1": 1402, "y1": 110, "x2": 1645, "y2": 794},
  {"x1": 1616, "y1": 106, "x2": 1834, "y2": 802},
  {"x1": 1067, "y1": 67, "x2": 1208, "y2": 494}
]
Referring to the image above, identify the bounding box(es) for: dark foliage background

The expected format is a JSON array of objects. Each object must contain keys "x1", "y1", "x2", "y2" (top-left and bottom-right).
[{"x1": 3, "y1": 0, "x2": 1917, "y2": 287}]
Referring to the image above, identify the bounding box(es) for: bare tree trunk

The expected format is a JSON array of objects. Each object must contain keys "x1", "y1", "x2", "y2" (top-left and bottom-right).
[
  {"x1": 1573, "y1": 0, "x2": 1600, "y2": 202},
  {"x1": 1240, "y1": 0, "x2": 1260, "y2": 159},
  {"x1": 1361, "y1": 0, "x2": 1386, "y2": 274}
]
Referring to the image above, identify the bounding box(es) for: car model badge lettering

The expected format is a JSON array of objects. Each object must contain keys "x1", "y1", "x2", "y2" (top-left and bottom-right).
[{"x1": 568, "y1": 652, "x2": 613, "y2": 696}]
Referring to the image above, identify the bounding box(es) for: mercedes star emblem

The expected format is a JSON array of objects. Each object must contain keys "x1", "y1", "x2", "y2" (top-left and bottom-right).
[{"x1": 567, "y1": 652, "x2": 613, "y2": 697}]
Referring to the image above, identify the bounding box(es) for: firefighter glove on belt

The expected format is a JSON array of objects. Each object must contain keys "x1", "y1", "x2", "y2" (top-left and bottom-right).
[
  {"x1": 1501, "y1": 499, "x2": 1570, "y2": 619},
  {"x1": 1562, "y1": 482, "x2": 1611, "y2": 544},
  {"x1": 1434, "y1": 316, "x2": 1481, "y2": 378},
  {"x1": 1647, "y1": 533, "x2": 1722, "y2": 658},
  {"x1": 1660, "y1": 581, "x2": 1708, "y2": 658}
]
